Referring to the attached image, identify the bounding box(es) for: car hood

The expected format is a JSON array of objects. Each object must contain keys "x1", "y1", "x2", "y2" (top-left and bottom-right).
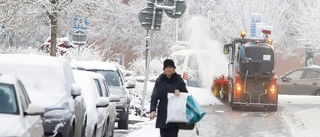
[
  {"x1": 0, "y1": 114, "x2": 23, "y2": 136},
  {"x1": 28, "y1": 91, "x2": 70, "y2": 108},
  {"x1": 109, "y1": 86, "x2": 126, "y2": 97}
]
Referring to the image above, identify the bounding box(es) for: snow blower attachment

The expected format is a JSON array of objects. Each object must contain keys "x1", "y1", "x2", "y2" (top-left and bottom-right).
[{"x1": 212, "y1": 30, "x2": 278, "y2": 111}]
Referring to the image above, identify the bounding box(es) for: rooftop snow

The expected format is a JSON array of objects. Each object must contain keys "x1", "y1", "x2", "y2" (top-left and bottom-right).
[{"x1": 71, "y1": 61, "x2": 117, "y2": 71}]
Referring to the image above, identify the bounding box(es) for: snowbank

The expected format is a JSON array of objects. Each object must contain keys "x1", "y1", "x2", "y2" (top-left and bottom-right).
[
  {"x1": 126, "y1": 120, "x2": 159, "y2": 137},
  {"x1": 278, "y1": 95, "x2": 320, "y2": 104},
  {"x1": 187, "y1": 87, "x2": 222, "y2": 105}
]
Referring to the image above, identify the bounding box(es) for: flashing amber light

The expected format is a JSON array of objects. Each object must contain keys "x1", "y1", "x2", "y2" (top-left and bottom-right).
[
  {"x1": 240, "y1": 31, "x2": 246, "y2": 38},
  {"x1": 267, "y1": 38, "x2": 273, "y2": 45},
  {"x1": 236, "y1": 83, "x2": 241, "y2": 91},
  {"x1": 270, "y1": 85, "x2": 276, "y2": 94}
]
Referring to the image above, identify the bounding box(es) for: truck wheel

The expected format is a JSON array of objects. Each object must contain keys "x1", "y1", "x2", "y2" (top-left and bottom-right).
[
  {"x1": 269, "y1": 105, "x2": 278, "y2": 111},
  {"x1": 118, "y1": 112, "x2": 129, "y2": 129},
  {"x1": 228, "y1": 82, "x2": 234, "y2": 107}
]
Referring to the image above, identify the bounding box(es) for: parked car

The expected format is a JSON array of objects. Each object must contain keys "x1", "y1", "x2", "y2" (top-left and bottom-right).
[
  {"x1": 73, "y1": 70, "x2": 119, "y2": 137},
  {"x1": 168, "y1": 50, "x2": 211, "y2": 87},
  {"x1": 0, "y1": 74, "x2": 45, "y2": 137},
  {"x1": 89, "y1": 71, "x2": 119, "y2": 137},
  {"x1": 278, "y1": 66, "x2": 320, "y2": 95},
  {"x1": 72, "y1": 61, "x2": 134, "y2": 129},
  {"x1": 0, "y1": 54, "x2": 86, "y2": 137}
]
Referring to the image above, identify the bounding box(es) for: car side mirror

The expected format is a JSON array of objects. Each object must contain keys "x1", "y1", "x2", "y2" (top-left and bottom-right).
[
  {"x1": 223, "y1": 44, "x2": 231, "y2": 54},
  {"x1": 71, "y1": 84, "x2": 81, "y2": 98},
  {"x1": 282, "y1": 76, "x2": 291, "y2": 82},
  {"x1": 109, "y1": 95, "x2": 120, "y2": 102},
  {"x1": 24, "y1": 104, "x2": 45, "y2": 116},
  {"x1": 96, "y1": 97, "x2": 109, "y2": 108},
  {"x1": 126, "y1": 81, "x2": 136, "y2": 89}
]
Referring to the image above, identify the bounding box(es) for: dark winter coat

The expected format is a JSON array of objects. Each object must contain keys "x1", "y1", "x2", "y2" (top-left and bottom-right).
[{"x1": 150, "y1": 73, "x2": 188, "y2": 129}]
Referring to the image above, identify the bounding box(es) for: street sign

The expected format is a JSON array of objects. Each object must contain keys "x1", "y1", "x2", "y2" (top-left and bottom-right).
[
  {"x1": 250, "y1": 13, "x2": 262, "y2": 37},
  {"x1": 73, "y1": 16, "x2": 89, "y2": 30},
  {"x1": 72, "y1": 30, "x2": 87, "y2": 47},
  {"x1": 163, "y1": 0, "x2": 186, "y2": 19},
  {"x1": 138, "y1": 7, "x2": 163, "y2": 30}
]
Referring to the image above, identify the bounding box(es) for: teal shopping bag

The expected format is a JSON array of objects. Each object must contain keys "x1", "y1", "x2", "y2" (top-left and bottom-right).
[{"x1": 186, "y1": 95, "x2": 206, "y2": 125}]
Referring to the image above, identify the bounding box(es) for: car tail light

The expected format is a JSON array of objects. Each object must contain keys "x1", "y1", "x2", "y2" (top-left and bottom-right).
[{"x1": 183, "y1": 72, "x2": 188, "y2": 80}]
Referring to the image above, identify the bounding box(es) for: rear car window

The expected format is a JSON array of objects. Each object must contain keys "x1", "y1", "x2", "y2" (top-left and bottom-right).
[
  {"x1": 304, "y1": 70, "x2": 319, "y2": 79},
  {"x1": 0, "y1": 84, "x2": 19, "y2": 115},
  {"x1": 94, "y1": 79, "x2": 103, "y2": 97}
]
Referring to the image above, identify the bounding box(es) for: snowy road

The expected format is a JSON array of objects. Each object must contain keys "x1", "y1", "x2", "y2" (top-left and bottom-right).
[{"x1": 115, "y1": 96, "x2": 320, "y2": 137}]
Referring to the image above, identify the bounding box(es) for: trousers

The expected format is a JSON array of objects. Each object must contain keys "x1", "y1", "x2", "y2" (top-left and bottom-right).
[{"x1": 160, "y1": 128, "x2": 179, "y2": 137}]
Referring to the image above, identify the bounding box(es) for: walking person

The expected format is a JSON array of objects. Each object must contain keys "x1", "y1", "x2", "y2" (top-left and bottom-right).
[{"x1": 150, "y1": 59, "x2": 188, "y2": 137}]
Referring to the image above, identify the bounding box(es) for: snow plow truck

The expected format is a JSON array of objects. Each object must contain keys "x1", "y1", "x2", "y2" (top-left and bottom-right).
[{"x1": 212, "y1": 30, "x2": 278, "y2": 111}]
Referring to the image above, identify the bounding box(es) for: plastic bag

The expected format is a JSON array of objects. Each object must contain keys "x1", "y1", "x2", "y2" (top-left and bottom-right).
[
  {"x1": 166, "y1": 93, "x2": 188, "y2": 124},
  {"x1": 186, "y1": 95, "x2": 206, "y2": 125}
]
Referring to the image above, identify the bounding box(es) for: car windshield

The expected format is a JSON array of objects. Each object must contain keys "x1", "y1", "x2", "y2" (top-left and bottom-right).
[
  {"x1": 0, "y1": 65, "x2": 64, "y2": 93},
  {"x1": 89, "y1": 70, "x2": 121, "y2": 87},
  {"x1": 0, "y1": 84, "x2": 19, "y2": 115}
]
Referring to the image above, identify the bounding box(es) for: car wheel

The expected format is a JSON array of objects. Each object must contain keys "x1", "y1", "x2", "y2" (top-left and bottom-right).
[
  {"x1": 92, "y1": 127, "x2": 97, "y2": 137},
  {"x1": 315, "y1": 90, "x2": 320, "y2": 96},
  {"x1": 69, "y1": 122, "x2": 75, "y2": 137},
  {"x1": 103, "y1": 121, "x2": 109, "y2": 137},
  {"x1": 269, "y1": 105, "x2": 278, "y2": 111},
  {"x1": 118, "y1": 112, "x2": 129, "y2": 129},
  {"x1": 81, "y1": 118, "x2": 87, "y2": 137}
]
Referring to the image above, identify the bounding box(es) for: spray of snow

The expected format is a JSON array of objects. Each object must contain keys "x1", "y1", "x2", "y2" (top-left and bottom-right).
[{"x1": 184, "y1": 16, "x2": 228, "y2": 88}]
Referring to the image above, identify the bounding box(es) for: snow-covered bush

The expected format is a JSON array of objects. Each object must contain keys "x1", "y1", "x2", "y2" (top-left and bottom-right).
[{"x1": 128, "y1": 55, "x2": 166, "y2": 77}]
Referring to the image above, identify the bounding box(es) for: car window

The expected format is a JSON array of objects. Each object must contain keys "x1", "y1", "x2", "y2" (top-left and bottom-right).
[
  {"x1": 188, "y1": 55, "x2": 199, "y2": 70},
  {"x1": 303, "y1": 70, "x2": 319, "y2": 79},
  {"x1": 102, "y1": 80, "x2": 110, "y2": 97},
  {"x1": 18, "y1": 80, "x2": 31, "y2": 105},
  {"x1": 117, "y1": 70, "x2": 124, "y2": 86},
  {"x1": 94, "y1": 79, "x2": 103, "y2": 97},
  {"x1": 286, "y1": 70, "x2": 304, "y2": 80},
  {"x1": 95, "y1": 70, "x2": 121, "y2": 87},
  {"x1": 0, "y1": 84, "x2": 19, "y2": 114}
]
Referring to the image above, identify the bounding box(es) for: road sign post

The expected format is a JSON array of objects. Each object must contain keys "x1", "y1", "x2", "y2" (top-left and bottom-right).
[{"x1": 139, "y1": 0, "x2": 186, "y2": 117}]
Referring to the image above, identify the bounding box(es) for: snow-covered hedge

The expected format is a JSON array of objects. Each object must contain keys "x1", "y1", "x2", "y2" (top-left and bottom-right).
[
  {"x1": 128, "y1": 56, "x2": 166, "y2": 77},
  {"x1": 1, "y1": 46, "x2": 104, "y2": 61}
]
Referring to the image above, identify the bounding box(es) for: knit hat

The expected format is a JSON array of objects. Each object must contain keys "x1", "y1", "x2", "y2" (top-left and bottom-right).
[{"x1": 163, "y1": 59, "x2": 176, "y2": 70}]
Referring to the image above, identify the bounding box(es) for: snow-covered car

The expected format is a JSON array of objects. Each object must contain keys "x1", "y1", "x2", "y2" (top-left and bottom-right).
[
  {"x1": 278, "y1": 66, "x2": 320, "y2": 95},
  {"x1": 0, "y1": 74, "x2": 45, "y2": 137},
  {"x1": 72, "y1": 61, "x2": 133, "y2": 129},
  {"x1": 73, "y1": 70, "x2": 119, "y2": 137},
  {"x1": 169, "y1": 50, "x2": 211, "y2": 87},
  {"x1": 89, "y1": 71, "x2": 119, "y2": 136},
  {"x1": 0, "y1": 54, "x2": 86, "y2": 137}
]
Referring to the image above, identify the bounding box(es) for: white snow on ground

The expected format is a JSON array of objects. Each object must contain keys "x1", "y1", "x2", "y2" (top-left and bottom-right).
[
  {"x1": 279, "y1": 95, "x2": 320, "y2": 137},
  {"x1": 278, "y1": 94, "x2": 320, "y2": 104},
  {"x1": 126, "y1": 120, "x2": 159, "y2": 137}
]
